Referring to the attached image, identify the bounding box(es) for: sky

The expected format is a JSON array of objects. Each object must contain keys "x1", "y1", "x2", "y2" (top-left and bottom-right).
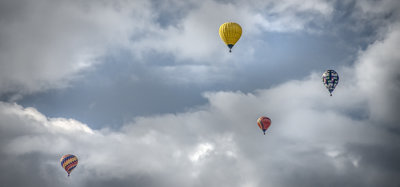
[{"x1": 0, "y1": 0, "x2": 399, "y2": 186}]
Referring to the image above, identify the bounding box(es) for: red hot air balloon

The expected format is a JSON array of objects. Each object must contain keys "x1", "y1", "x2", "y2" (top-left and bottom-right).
[
  {"x1": 60, "y1": 154, "x2": 78, "y2": 176},
  {"x1": 257, "y1": 116, "x2": 271, "y2": 135}
]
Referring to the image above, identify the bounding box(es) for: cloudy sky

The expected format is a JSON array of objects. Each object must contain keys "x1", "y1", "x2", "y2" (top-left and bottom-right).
[{"x1": 1, "y1": 0, "x2": 400, "y2": 186}]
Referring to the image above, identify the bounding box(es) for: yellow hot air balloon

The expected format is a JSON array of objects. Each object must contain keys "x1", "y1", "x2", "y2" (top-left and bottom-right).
[{"x1": 219, "y1": 22, "x2": 242, "y2": 52}]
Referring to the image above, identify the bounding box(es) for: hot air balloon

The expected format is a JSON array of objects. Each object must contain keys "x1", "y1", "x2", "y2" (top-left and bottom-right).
[
  {"x1": 219, "y1": 22, "x2": 242, "y2": 52},
  {"x1": 322, "y1": 70, "x2": 339, "y2": 96},
  {"x1": 60, "y1": 154, "x2": 78, "y2": 177},
  {"x1": 257, "y1": 116, "x2": 271, "y2": 135}
]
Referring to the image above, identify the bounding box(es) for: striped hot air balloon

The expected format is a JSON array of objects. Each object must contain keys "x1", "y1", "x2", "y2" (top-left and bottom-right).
[
  {"x1": 60, "y1": 154, "x2": 78, "y2": 177},
  {"x1": 257, "y1": 116, "x2": 271, "y2": 135}
]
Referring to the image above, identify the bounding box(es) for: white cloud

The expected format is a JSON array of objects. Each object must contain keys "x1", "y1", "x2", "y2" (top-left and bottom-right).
[
  {"x1": 0, "y1": 0, "x2": 347, "y2": 95},
  {"x1": 0, "y1": 0, "x2": 149, "y2": 95},
  {"x1": 1, "y1": 22, "x2": 399, "y2": 186},
  {"x1": 248, "y1": 0, "x2": 333, "y2": 32},
  {"x1": 189, "y1": 143, "x2": 214, "y2": 162},
  {"x1": 1, "y1": 1, "x2": 400, "y2": 186},
  {"x1": 355, "y1": 24, "x2": 400, "y2": 126},
  {"x1": 4, "y1": 0, "x2": 398, "y2": 95},
  {"x1": 130, "y1": 0, "x2": 338, "y2": 61}
]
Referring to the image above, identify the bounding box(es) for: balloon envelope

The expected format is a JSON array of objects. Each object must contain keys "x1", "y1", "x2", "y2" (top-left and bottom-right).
[
  {"x1": 60, "y1": 154, "x2": 78, "y2": 176},
  {"x1": 322, "y1": 70, "x2": 339, "y2": 96},
  {"x1": 257, "y1": 116, "x2": 271, "y2": 135},
  {"x1": 219, "y1": 22, "x2": 242, "y2": 52}
]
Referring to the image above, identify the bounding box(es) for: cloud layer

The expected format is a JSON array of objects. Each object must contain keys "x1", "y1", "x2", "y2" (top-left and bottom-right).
[
  {"x1": 0, "y1": 0, "x2": 147, "y2": 95},
  {"x1": 3, "y1": 0, "x2": 399, "y2": 96},
  {"x1": 1, "y1": 23, "x2": 399, "y2": 186}
]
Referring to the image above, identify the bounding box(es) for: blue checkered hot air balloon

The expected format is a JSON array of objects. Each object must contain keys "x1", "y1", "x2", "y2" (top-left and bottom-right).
[{"x1": 322, "y1": 70, "x2": 339, "y2": 96}]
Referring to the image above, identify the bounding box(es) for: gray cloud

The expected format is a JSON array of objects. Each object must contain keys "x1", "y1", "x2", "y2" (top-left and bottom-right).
[
  {"x1": 0, "y1": 0, "x2": 149, "y2": 95},
  {"x1": 5, "y1": 0, "x2": 398, "y2": 97},
  {"x1": 1, "y1": 0, "x2": 400, "y2": 186},
  {"x1": 10, "y1": 0, "x2": 398, "y2": 129},
  {"x1": 1, "y1": 24, "x2": 399, "y2": 186}
]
